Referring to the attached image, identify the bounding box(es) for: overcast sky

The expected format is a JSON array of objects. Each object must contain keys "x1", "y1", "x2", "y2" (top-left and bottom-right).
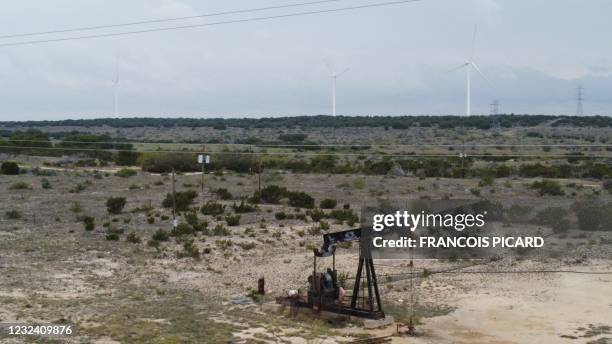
[{"x1": 0, "y1": 0, "x2": 611, "y2": 120}]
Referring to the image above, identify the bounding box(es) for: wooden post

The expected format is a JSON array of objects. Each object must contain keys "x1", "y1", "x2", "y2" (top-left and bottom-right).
[
  {"x1": 201, "y1": 159, "x2": 205, "y2": 203},
  {"x1": 258, "y1": 158, "x2": 262, "y2": 196},
  {"x1": 171, "y1": 168, "x2": 177, "y2": 228}
]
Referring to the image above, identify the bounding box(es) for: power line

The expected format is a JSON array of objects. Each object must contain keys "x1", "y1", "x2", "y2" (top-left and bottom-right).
[
  {"x1": 4, "y1": 139, "x2": 612, "y2": 148},
  {"x1": 576, "y1": 85, "x2": 584, "y2": 116},
  {"x1": 490, "y1": 100, "x2": 500, "y2": 116},
  {"x1": 0, "y1": 0, "x2": 346, "y2": 40},
  {"x1": 1, "y1": 145, "x2": 611, "y2": 159},
  {"x1": 0, "y1": 0, "x2": 421, "y2": 48}
]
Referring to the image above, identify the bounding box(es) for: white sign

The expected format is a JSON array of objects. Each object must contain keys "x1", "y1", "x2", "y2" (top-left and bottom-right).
[{"x1": 198, "y1": 155, "x2": 210, "y2": 164}]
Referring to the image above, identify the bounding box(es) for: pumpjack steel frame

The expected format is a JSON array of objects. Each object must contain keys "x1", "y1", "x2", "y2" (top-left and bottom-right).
[{"x1": 304, "y1": 228, "x2": 385, "y2": 319}]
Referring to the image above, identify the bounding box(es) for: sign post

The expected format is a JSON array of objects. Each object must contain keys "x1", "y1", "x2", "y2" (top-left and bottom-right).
[{"x1": 198, "y1": 153, "x2": 210, "y2": 204}]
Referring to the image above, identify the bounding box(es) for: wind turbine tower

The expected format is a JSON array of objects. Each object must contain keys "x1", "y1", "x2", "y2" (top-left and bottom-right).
[
  {"x1": 450, "y1": 26, "x2": 489, "y2": 116},
  {"x1": 326, "y1": 63, "x2": 349, "y2": 117}
]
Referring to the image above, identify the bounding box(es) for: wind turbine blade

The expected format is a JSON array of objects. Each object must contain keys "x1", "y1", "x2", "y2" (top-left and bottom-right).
[
  {"x1": 323, "y1": 60, "x2": 334, "y2": 76},
  {"x1": 337, "y1": 68, "x2": 350, "y2": 78},
  {"x1": 471, "y1": 63, "x2": 491, "y2": 85},
  {"x1": 447, "y1": 63, "x2": 469, "y2": 73},
  {"x1": 470, "y1": 25, "x2": 478, "y2": 60}
]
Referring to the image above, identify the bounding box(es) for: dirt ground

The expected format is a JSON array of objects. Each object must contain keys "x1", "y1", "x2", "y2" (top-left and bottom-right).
[{"x1": 1, "y1": 156, "x2": 611, "y2": 343}]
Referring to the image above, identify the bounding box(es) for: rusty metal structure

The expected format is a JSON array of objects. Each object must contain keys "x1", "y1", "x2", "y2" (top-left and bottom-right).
[{"x1": 288, "y1": 228, "x2": 385, "y2": 319}]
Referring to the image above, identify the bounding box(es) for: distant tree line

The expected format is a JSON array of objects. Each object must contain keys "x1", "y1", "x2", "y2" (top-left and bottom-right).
[
  {"x1": 1, "y1": 114, "x2": 612, "y2": 130},
  {"x1": 0, "y1": 130, "x2": 138, "y2": 165},
  {"x1": 2, "y1": 129, "x2": 611, "y2": 180}
]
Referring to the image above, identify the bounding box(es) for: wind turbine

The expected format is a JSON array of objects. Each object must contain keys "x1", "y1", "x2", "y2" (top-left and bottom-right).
[
  {"x1": 325, "y1": 62, "x2": 350, "y2": 117},
  {"x1": 450, "y1": 26, "x2": 490, "y2": 117},
  {"x1": 113, "y1": 61, "x2": 120, "y2": 116}
]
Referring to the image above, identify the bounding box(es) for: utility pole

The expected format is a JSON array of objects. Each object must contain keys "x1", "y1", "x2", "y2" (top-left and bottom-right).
[
  {"x1": 576, "y1": 85, "x2": 584, "y2": 116},
  {"x1": 171, "y1": 168, "x2": 177, "y2": 229},
  {"x1": 198, "y1": 153, "x2": 210, "y2": 204},
  {"x1": 258, "y1": 158, "x2": 262, "y2": 196}
]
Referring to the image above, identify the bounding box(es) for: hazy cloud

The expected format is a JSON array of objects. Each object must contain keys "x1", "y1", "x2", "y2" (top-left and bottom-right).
[{"x1": 0, "y1": 0, "x2": 610, "y2": 120}]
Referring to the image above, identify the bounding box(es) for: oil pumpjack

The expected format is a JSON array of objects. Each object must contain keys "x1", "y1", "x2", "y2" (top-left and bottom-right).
[{"x1": 285, "y1": 228, "x2": 385, "y2": 319}]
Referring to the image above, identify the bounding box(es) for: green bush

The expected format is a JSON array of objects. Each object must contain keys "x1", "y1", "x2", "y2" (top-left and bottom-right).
[
  {"x1": 171, "y1": 223, "x2": 195, "y2": 236},
  {"x1": 116, "y1": 168, "x2": 138, "y2": 178},
  {"x1": 237, "y1": 242, "x2": 257, "y2": 250},
  {"x1": 82, "y1": 216, "x2": 95, "y2": 231},
  {"x1": 162, "y1": 190, "x2": 198, "y2": 211},
  {"x1": 252, "y1": 185, "x2": 287, "y2": 204},
  {"x1": 200, "y1": 201, "x2": 226, "y2": 215},
  {"x1": 69, "y1": 183, "x2": 86, "y2": 193},
  {"x1": 225, "y1": 214, "x2": 241, "y2": 226},
  {"x1": 126, "y1": 232, "x2": 142, "y2": 243},
  {"x1": 307, "y1": 208, "x2": 326, "y2": 222},
  {"x1": 5, "y1": 210, "x2": 22, "y2": 220},
  {"x1": 328, "y1": 208, "x2": 359, "y2": 226},
  {"x1": 187, "y1": 212, "x2": 208, "y2": 232},
  {"x1": 41, "y1": 178, "x2": 52, "y2": 189},
  {"x1": 177, "y1": 239, "x2": 200, "y2": 260},
  {"x1": 10, "y1": 182, "x2": 32, "y2": 190},
  {"x1": 213, "y1": 224, "x2": 231, "y2": 236},
  {"x1": 232, "y1": 200, "x2": 257, "y2": 213},
  {"x1": 139, "y1": 152, "x2": 199, "y2": 173},
  {"x1": 106, "y1": 233, "x2": 120, "y2": 241},
  {"x1": 152, "y1": 229, "x2": 170, "y2": 241},
  {"x1": 1, "y1": 161, "x2": 20, "y2": 175},
  {"x1": 320, "y1": 198, "x2": 337, "y2": 209},
  {"x1": 147, "y1": 239, "x2": 161, "y2": 250},
  {"x1": 106, "y1": 197, "x2": 127, "y2": 214},
  {"x1": 534, "y1": 207, "x2": 570, "y2": 233},
  {"x1": 214, "y1": 188, "x2": 233, "y2": 200},
  {"x1": 70, "y1": 201, "x2": 82, "y2": 213},
  {"x1": 478, "y1": 175, "x2": 495, "y2": 187},
  {"x1": 275, "y1": 211, "x2": 287, "y2": 220},
  {"x1": 287, "y1": 191, "x2": 315, "y2": 208},
  {"x1": 530, "y1": 179, "x2": 564, "y2": 196}
]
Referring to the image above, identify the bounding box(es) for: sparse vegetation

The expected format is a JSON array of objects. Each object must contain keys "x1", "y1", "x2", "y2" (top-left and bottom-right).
[
  {"x1": 225, "y1": 214, "x2": 241, "y2": 226},
  {"x1": 10, "y1": 182, "x2": 32, "y2": 190},
  {"x1": 5, "y1": 210, "x2": 22, "y2": 220},
  {"x1": 162, "y1": 190, "x2": 198, "y2": 211},
  {"x1": 106, "y1": 197, "x2": 127, "y2": 214},
  {"x1": 214, "y1": 188, "x2": 233, "y2": 200},
  {"x1": 41, "y1": 178, "x2": 52, "y2": 189},
  {"x1": 530, "y1": 179, "x2": 565, "y2": 196},
  {"x1": 200, "y1": 201, "x2": 226, "y2": 215},
  {"x1": 115, "y1": 168, "x2": 138, "y2": 178},
  {"x1": 535, "y1": 207, "x2": 570, "y2": 233},
  {"x1": 319, "y1": 198, "x2": 337, "y2": 209},
  {"x1": 126, "y1": 232, "x2": 142, "y2": 243},
  {"x1": 1, "y1": 161, "x2": 20, "y2": 175},
  {"x1": 231, "y1": 200, "x2": 257, "y2": 213},
  {"x1": 82, "y1": 216, "x2": 95, "y2": 231},
  {"x1": 287, "y1": 191, "x2": 315, "y2": 208},
  {"x1": 152, "y1": 228, "x2": 170, "y2": 242}
]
